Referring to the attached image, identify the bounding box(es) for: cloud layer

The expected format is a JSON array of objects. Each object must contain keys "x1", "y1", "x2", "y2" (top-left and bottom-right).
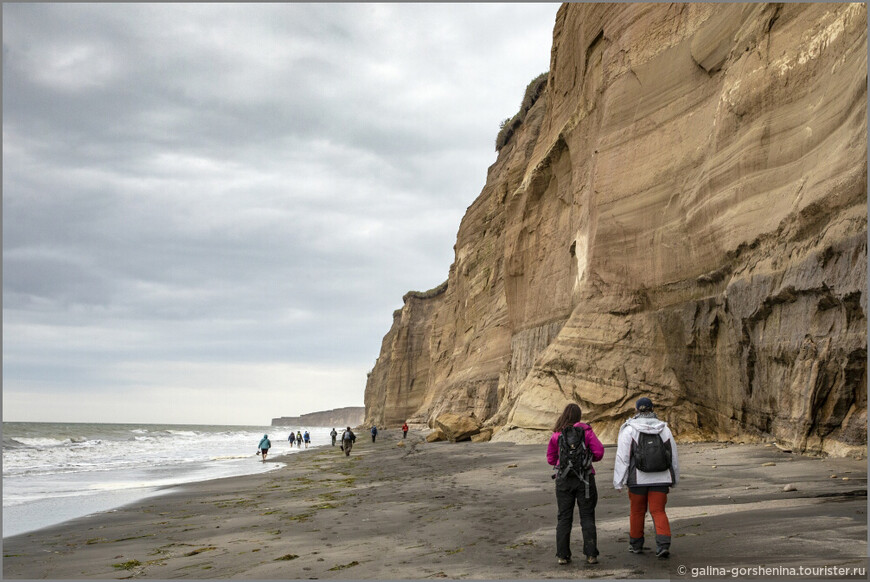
[{"x1": 3, "y1": 3, "x2": 558, "y2": 425}]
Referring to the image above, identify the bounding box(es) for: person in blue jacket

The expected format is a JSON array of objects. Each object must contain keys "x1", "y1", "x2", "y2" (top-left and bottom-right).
[
  {"x1": 258, "y1": 434, "x2": 272, "y2": 462},
  {"x1": 303, "y1": 430, "x2": 311, "y2": 448},
  {"x1": 288, "y1": 432, "x2": 296, "y2": 447},
  {"x1": 371, "y1": 425, "x2": 378, "y2": 443}
]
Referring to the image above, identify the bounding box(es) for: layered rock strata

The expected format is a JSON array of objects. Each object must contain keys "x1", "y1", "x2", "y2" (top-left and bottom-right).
[{"x1": 363, "y1": 3, "x2": 867, "y2": 456}]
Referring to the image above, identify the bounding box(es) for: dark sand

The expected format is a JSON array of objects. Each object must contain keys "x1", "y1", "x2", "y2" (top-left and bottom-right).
[{"x1": 2, "y1": 430, "x2": 866, "y2": 579}]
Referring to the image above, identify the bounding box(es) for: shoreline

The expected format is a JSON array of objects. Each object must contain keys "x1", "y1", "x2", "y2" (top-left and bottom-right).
[
  {"x1": 2, "y1": 425, "x2": 335, "y2": 539},
  {"x1": 2, "y1": 449, "x2": 296, "y2": 539},
  {"x1": 2, "y1": 429, "x2": 866, "y2": 579}
]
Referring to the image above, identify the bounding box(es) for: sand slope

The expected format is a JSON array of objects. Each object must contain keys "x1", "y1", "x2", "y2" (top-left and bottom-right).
[{"x1": 2, "y1": 430, "x2": 866, "y2": 579}]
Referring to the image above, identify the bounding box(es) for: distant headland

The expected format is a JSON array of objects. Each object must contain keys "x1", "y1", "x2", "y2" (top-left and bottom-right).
[{"x1": 271, "y1": 406, "x2": 365, "y2": 428}]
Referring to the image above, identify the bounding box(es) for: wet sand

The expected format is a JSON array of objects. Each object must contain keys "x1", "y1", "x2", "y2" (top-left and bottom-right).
[{"x1": 2, "y1": 429, "x2": 866, "y2": 579}]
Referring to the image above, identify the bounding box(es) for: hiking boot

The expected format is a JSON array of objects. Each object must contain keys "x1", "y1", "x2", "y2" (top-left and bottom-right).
[
  {"x1": 656, "y1": 547, "x2": 670, "y2": 559},
  {"x1": 628, "y1": 546, "x2": 643, "y2": 554},
  {"x1": 586, "y1": 556, "x2": 598, "y2": 565},
  {"x1": 557, "y1": 557, "x2": 571, "y2": 565}
]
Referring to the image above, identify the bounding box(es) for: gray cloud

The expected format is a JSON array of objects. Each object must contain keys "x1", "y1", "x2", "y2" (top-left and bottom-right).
[{"x1": 3, "y1": 2, "x2": 558, "y2": 424}]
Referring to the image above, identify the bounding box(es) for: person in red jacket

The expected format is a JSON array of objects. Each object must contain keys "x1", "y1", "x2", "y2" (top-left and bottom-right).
[
  {"x1": 546, "y1": 403, "x2": 605, "y2": 565},
  {"x1": 402, "y1": 422, "x2": 409, "y2": 439}
]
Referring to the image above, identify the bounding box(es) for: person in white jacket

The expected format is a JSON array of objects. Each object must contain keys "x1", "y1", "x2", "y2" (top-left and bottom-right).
[{"x1": 613, "y1": 397, "x2": 679, "y2": 558}]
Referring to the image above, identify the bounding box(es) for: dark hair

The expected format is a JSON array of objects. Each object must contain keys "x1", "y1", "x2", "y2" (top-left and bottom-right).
[{"x1": 553, "y1": 403, "x2": 582, "y2": 433}]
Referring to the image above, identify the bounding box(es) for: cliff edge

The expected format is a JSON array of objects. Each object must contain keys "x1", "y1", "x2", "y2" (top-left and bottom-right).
[{"x1": 364, "y1": 3, "x2": 867, "y2": 456}]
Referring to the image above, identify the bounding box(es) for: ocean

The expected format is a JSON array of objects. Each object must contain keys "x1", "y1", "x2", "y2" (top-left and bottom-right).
[{"x1": 2, "y1": 421, "x2": 337, "y2": 538}]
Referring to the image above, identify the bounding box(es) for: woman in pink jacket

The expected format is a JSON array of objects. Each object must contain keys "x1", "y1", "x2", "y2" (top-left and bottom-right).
[{"x1": 546, "y1": 403, "x2": 605, "y2": 565}]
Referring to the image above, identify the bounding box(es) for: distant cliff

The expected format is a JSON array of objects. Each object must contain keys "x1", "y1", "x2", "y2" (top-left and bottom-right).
[
  {"x1": 364, "y1": 3, "x2": 867, "y2": 456},
  {"x1": 272, "y1": 407, "x2": 365, "y2": 428}
]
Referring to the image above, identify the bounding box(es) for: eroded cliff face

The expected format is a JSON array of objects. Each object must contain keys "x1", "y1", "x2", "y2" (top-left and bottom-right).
[{"x1": 363, "y1": 3, "x2": 867, "y2": 456}]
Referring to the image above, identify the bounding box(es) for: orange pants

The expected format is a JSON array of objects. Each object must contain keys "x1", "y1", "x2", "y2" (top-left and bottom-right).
[{"x1": 629, "y1": 490, "x2": 671, "y2": 539}]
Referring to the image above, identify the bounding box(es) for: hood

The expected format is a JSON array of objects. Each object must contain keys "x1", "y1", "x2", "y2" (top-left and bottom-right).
[
  {"x1": 263, "y1": 434, "x2": 268, "y2": 438},
  {"x1": 626, "y1": 415, "x2": 667, "y2": 434}
]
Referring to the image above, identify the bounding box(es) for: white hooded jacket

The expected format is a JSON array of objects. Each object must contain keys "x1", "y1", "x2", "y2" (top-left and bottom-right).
[{"x1": 613, "y1": 414, "x2": 679, "y2": 490}]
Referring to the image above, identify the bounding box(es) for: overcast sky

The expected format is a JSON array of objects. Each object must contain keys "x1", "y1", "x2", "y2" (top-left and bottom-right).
[{"x1": 3, "y1": 3, "x2": 559, "y2": 426}]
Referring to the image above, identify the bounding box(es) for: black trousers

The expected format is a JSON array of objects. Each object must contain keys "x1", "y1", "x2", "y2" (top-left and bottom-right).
[{"x1": 555, "y1": 473, "x2": 599, "y2": 559}]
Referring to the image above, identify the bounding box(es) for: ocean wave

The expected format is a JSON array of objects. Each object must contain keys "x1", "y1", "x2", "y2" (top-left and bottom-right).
[
  {"x1": 210, "y1": 454, "x2": 252, "y2": 461},
  {"x1": 3, "y1": 487, "x2": 121, "y2": 506},
  {"x1": 166, "y1": 430, "x2": 198, "y2": 437},
  {"x1": 3, "y1": 424, "x2": 320, "y2": 483},
  {"x1": 2, "y1": 437, "x2": 29, "y2": 449},
  {"x1": 72, "y1": 439, "x2": 102, "y2": 447},
  {"x1": 10, "y1": 437, "x2": 69, "y2": 448},
  {"x1": 87, "y1": 480, "x2": 168, "y2": 492}
]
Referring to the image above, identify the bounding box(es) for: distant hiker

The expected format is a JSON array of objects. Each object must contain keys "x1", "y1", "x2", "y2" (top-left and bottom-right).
[
  {"x1": 296, "y1": 431, "x2": 303, "y2": 448},
  {"x1": 341, "y1": 427, "x2": 356, "y2": 457},
  {"x1": 402, "y1": 422, "x2": 409, "y2": 439},
  {"x1": 371, "y1": 425, "x2": 378, "y2": 443},
  {"x1": 613, "y1": 397, "x2": 680, "y2": 559},
  {"x1": 547, "y1": 403, "x2": 605, "y2": 566},
  {"x1": 258, "y1": 434, "x2": 272, "y2": 462},
  {"x1": 330, "y1": 428, "x2": 338, "y2": 446},
  {"x1": 288, "y1": 432, "x2": 296, "y2": 447},
  {"x1": 303, "y1": 431, "x2": 311, "y2": 448}
]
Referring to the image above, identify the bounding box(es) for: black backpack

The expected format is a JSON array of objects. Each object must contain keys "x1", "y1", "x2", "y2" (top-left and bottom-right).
[
  {"x1": 556, "y1": 425, "x2": 595, "y2": 492},
  {"x1": 634, "y1": 432, "x2": 672, "y2": 472}
]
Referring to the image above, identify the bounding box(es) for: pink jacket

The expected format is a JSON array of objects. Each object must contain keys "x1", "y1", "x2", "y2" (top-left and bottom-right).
[{"x1": 546, "y1": 422, "x2": 605, "y2": 474}]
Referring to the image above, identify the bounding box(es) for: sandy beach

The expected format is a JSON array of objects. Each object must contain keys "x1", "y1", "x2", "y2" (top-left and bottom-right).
[{"x1": 2, "y1": 429, "x2": 866, "y2": 580}]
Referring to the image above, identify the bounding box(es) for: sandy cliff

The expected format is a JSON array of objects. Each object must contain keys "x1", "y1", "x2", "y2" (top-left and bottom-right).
[{"x1": 364, "y1": 3, "x2": 867, "y2": 456}]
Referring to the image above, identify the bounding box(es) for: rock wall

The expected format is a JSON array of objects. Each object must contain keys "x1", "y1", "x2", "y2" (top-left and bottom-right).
[
  {"x1": 364, "y1": 284, "x2": 449, "y2": 426},
  {"x1": 363, "y1": 3, "x2": 867, "y2": 456},
  {"x1": 272, "y1": 406, "x2": 365, "y2": 429}
]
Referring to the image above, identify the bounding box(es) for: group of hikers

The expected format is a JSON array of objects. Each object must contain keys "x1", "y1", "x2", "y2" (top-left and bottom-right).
[
  {"x1": 255, "y1": 429, "x2": 311, "y2": 461},
  {"x1": 258, "y1": 402, "x2": 672, "y2": 567},
  {"x1": 288, "y1": 430, "x2": 311, "y2": 449},
  {"x1": 257, "y1": 421, "x2": 412, "y2": 462},
  {"x1": 548, "y1": 397, "x2": 678, "y2": 565},
  {"x1": 327, "y1": 421, "x2": 408, "y2": 455}
]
